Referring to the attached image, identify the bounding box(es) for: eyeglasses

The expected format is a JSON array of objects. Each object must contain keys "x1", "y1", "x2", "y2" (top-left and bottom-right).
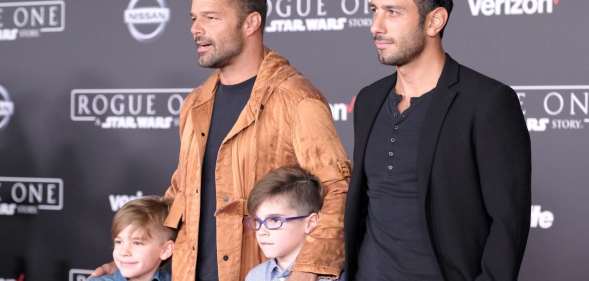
[{"x1": 244, "y1": 214, "x2": 311, "y2": 231}]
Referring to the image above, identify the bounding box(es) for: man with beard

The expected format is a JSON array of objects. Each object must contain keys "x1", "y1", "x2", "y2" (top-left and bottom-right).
[
  {"x1": 344, "y1": 0, "x2": 531, "y2": 281},
  {"x1": 92, "y1": 0, "x2": 349, "y2": 281}
]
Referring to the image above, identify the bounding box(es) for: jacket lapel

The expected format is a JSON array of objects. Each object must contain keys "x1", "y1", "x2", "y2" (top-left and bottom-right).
[
  {"x1": 189, "y1": 72, "x2": 219, "y2": 154},
  {"x1": 416, "y1": 55, "x2": 460, "y2": 203}
]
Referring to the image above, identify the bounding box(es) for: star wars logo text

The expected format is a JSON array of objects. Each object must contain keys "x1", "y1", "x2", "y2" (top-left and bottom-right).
[
  {"x1": 70, "y1": 89, "x2": 190, "y2": 130},
  {"x1": 265, "y1": 0, "x2": 372, "y2": 33},
  {"x1": 0, "y1": 1, "x2": 65, "y2": 41},
  {"x1": 514, "y1": 86, "x2": 589, "y2": 132},
  {"x1": 0, "y1": 177, "x2": 64, "y2": 216}
]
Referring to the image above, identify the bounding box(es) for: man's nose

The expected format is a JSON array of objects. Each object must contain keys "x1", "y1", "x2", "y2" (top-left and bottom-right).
[
  {"x1": 191, "y1": 18, "x2": 204, "y2": 39},
  {"x1": 370, "y1": 12, "x2": 385, "y2": 37}
]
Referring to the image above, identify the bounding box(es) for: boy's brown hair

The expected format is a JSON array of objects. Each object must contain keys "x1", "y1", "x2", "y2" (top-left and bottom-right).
[
  {"x1": 247, "y1": 166, "x2": 324, "y2": 216},
  {"x1": 111, "y1": 196, "x2": 177, "y2": 241}
]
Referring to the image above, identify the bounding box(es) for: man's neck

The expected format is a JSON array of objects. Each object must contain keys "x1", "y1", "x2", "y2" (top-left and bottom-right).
[
  {"x1": 394, "y1": 47, "x2": 446, "y2": 98},
  {"x1": 219, "y1": 45, "x2": 264, "y2": 86}
]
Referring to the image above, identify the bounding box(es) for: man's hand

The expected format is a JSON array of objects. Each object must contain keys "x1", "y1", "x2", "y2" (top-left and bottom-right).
[
  {"x1": 288, "y1": 271, "x2": 318, "y2": 281},
  {"x1": 89, "y1": 261, "x2": 116, "y2": 277}
]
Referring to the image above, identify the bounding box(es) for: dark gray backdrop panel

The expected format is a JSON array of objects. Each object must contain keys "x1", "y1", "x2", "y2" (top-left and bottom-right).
[{"x1": 0, "y1": 0, "x2": 586, "y2": 280}]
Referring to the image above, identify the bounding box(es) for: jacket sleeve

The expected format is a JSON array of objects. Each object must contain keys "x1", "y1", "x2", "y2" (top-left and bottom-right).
[
  {"x1": 473, "y1": 85, "x2": 532, "y2": 281},
  {"x1": 291, "y1": 97, "x2": 350, "y2": 278}
]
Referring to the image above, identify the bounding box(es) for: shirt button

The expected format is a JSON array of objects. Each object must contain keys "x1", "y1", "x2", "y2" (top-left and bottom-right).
[
  {"x1": 388, "y1": 152, "x2": 394, "y2": 157},
  {"x1": 393, "y1": 125, "x2": 399, "y2": 130},
  {"x1": 390, "y1": 137, "x2": 396, "y2": 143},
  {"x1": 387, "y1": 165, "x2": 393, "y2": 170},
  {"x1": 223, "y1": 255, "x2": 229, "y2": 261},
  {"x1": 223, "y1": 196, "x2": 229, "y2": 202}
]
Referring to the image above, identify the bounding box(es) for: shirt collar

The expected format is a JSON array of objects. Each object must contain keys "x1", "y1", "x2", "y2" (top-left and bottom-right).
[{"x1": 269, "y1": 258, "x2": 292, "y2": 280}]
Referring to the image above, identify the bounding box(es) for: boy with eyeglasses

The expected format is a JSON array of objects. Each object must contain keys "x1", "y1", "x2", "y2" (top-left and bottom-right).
[{"x1": 244, "y1": 166, "x2": 344, "y2": 281}]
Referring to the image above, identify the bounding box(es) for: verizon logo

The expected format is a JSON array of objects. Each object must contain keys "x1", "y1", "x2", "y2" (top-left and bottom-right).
[{"x1": 468, "y1": 0, "x2": 556, "y2": 16}]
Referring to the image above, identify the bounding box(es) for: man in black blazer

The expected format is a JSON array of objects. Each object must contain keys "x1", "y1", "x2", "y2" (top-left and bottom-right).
[{"x1": 345, "y1": 0, "x2": 531, "y2": 280}]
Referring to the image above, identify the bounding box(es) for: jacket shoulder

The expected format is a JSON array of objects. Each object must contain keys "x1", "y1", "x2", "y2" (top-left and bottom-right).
[
  {"x1": 273, "y1": 71, "x2": 324, "y2": 103},
  {"x1": 456, "y1": 63, "x2": 514, "y2": 96}
]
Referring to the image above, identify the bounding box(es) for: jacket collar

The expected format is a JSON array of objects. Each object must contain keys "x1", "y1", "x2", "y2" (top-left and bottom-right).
[
  {"x1": 189, "y1": 47, "x2": 292, "y2": 112},
  {"x1": 187, "y1": 48, "x2": 294, "y2": 144}
]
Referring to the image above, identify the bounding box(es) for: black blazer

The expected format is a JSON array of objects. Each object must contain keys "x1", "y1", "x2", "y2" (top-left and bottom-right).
[{"x1": 345, "y1": 55, "x2": 531, "y2": 281}]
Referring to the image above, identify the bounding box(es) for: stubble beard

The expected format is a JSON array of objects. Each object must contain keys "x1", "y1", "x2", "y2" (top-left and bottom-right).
[
  {"x1": 198, "y1": 40, "x2": 244, "y2": 69},
  {"x1": 377, "y1": 28, "x2": 426, "y2": 67}
]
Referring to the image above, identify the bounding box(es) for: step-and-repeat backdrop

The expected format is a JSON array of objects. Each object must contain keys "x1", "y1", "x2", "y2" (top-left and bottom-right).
[{"x1": 1, "y1": 0, "x2": 587, "y2": 280}]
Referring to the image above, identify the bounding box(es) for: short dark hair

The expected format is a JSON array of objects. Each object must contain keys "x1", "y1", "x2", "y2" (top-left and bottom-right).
[
  {"x1": 235, "y1": 0, "x2": 267, "y2": 32},
  {"x1": 112, "y1": 196, "x2": 177, "y2": 242},
  {"x1": 247, "y1": 166, "x2": 324, "y2": 216},
  {"x1": 415, "y1": 0, "x2": 453, "y2": 37}
]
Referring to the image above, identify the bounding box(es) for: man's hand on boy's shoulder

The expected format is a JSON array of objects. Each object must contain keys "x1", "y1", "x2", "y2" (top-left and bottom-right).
[
  {"x1": 288, "y1": 271, "x2": 317, "y2": 281},
  {"x1": 89, "y1": 261, "x2": 116, "y2": 277}
]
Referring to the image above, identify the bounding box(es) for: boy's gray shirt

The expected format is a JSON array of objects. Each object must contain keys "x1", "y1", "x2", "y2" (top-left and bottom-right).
[{"x1": 245, "y1": 258, "x2": 341, "y2": 281}]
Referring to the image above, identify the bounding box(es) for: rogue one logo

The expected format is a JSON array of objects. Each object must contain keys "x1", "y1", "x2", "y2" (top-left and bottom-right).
[
  {"x1": 0, "y1": 85, "x2": 15, "y2": 129},
  {"x1": 468, "y1": 0, "x2": 555, "y2": 16},
  {"x1": 0, "y1": 1, "x2": 66, "y2": 41},
  {"x1": 70, "y1": 88, "x2": 190, "y2": 130},
  {"x1": 124, "y1": 0, "x2": 170, "y2": 42},
  {"x1": 0, "y1": 177, "x2": 64, "y2": 216}
]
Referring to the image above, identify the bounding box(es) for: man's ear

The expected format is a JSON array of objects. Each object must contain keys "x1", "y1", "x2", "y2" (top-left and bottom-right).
[
  {"x1": 304, "y1": 213, "x2": 319, "y2": 234},
  {"x1": 425, "y1": 7, "x2": 449, "y2": 37},
  {"x1": 159, "y1": 240, "x2": 175, "y2": 260},
  {"x1": 242, "y1": 12, "x2": 263, "y2": 36}
]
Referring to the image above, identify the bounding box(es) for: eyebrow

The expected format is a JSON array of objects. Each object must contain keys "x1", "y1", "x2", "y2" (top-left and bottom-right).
[
  {"x1": 190, "y1": 11, "x2": 220, "y2": 17},
  {"x1": 131, "y1": 235, "x2": 147, "y2": 240},
  {"x1": 370, "y1": 3, "x2": 406, "y2": 11},
  {"x1": 260, "y1": 213, "x2": 287, "y2": 218}
]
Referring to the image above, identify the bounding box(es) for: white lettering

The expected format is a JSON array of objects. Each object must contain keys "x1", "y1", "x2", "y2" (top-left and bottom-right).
[
  {"x1": 0, "y1": 28, "x2": 18, "y2": 40},
  {"x1": 570, "y1": 92, "x2": 588, "y2": 115},
  {"x1": 544, "y1": 92, "x2": 564, "y2": 116},
  {"x1": 0, "y1": 203, "x2": 17, "y2": 215},
  {"x1": 146, "y1": 94, "x2": 156, "y2": 115},
  {"x1": 11, "y1": 183, "x2": 27, "y2": 203},
  {"x1": 77, "y1": 95, "x2": 91, "y2": 115},
  {"x1": 167, "y1": 94, "x2": 184, "y2": 115},
  {"x1": 329, "y1": 103, "x2": 348, "y2": 121},
  {"x1": 109, "y1": 191, "x2": 144, "y2": 212},
  {"x1": 46, "y1": 183, "x2": 57, "y2": 204},
  {"x1": 516, "y1": 92, "x2": 526, "y2": 114},
  {"x1": 13, "y1": 7, "x2": 28, "y2": 28},
  {"x1": 469, "y1": 0, "x2": 554, "y2": 16},
  {"x1": 92, "y1": 95, "x2": 109, "y2": 115},
  {"x1": 530, "y1": 205, "x2": 554, "y2": 229},
  {"x1": 526, "y1": 118, "x2": 549, "y2": 132}
]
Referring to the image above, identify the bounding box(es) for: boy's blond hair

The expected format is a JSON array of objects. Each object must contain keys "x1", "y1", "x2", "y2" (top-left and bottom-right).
[{"x1": 111, "y1": 196, "x2": 176, "y2": 241}]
